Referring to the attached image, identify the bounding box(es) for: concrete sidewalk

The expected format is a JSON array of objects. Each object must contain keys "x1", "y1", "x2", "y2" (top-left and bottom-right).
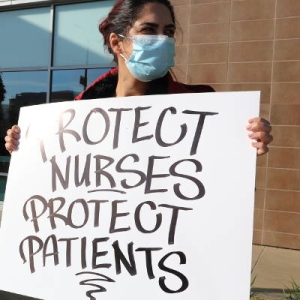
[{"x1": 251, "y1": 245, "x2": 300, "y2": 299}]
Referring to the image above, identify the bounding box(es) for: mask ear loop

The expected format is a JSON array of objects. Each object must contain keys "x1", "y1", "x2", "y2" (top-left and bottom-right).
[
  {"x1": 120, "y1": 53, "x2": 128, "y2": 61},
  {"x1": 118, "y1": 34, "x2": 130, "y2": 61}
]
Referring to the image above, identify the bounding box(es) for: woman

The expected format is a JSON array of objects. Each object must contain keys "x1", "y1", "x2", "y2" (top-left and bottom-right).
[{"x1": 5, "y1": 0, "x2": 272, "y2": 155}]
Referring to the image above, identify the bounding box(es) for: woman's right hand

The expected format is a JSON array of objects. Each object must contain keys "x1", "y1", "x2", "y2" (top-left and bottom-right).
[{"x1": 4, "y1": 125, "x2": 21, "y2": 154}]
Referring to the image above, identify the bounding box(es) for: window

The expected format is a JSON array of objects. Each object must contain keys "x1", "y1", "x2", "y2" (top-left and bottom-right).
[
  {"x1": 0, "y1": 156, "x2": 9, "y2": 202},
  {"x1": 0, "y1": 1, "x2": 116, "y2": 202},
  {"x1": 51, "y1": 68, "x2": 111, "y2": 102},
  {"x1": 0, "y1": 1, "x2": 115, "y2": 151},
  {"x1": 53, "y1": 1, "x2": 114, "y2": 67},
  {"x1": 0, "y1": 0, "x2": 115, "y2": 106},
  {"x1": 0, "y1": 7, "x2": 51, "y2": 68},
  {"x1": 0, "y1": 71, "x2": 48, "y2": 155}
]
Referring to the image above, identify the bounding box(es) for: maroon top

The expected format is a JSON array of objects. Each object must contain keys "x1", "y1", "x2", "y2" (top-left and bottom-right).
[{"x1": 75, "y1": 67, "x2": 214, "y2": 100}]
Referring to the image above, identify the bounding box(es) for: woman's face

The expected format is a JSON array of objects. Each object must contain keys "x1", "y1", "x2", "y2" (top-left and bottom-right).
[{"x1": 120, "y1": 2, "x2": 176, "y2": 58}]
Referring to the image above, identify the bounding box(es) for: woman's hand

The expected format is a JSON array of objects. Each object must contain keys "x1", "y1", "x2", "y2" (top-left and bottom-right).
[
  {"x1": 247, "y1": 117, "x2": 273, "y2": 156},
  {"x1": 4, "y1": 125, "x2": 20, "y2": 154}
]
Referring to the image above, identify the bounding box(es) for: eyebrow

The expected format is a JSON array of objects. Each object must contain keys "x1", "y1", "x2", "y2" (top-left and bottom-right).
[{"x1": 137, "y1": 22, "x2": 176, "y2": 29}]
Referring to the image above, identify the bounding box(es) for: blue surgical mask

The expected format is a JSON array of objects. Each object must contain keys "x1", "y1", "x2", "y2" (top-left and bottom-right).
[{"x1": 119, "y1": 35, "x2": 175, "y2": 82}]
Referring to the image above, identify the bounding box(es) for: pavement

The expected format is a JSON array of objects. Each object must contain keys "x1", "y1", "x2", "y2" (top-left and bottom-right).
[
  {"x1": 251, "y1": 245, "x2": 300, "y2": 299},
  {"x1": 0, "y1": 202, "x2": 299, "y2": 299}
]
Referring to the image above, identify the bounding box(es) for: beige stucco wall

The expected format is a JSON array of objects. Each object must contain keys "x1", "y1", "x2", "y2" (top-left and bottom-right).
[{"x1": 172, "y1": 0, "x2": 300, "y2": 250}]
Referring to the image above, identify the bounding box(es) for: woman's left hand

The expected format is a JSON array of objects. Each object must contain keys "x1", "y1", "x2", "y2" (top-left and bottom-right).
[{"x1": 247, "y1": 117, "x2": 273, "y2": 156}]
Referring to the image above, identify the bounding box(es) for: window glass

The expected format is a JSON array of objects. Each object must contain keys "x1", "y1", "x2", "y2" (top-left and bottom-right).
[
  {"x1": 51, "y1": 69, "x2": 84, "y2": 102},
  {"x1": 0, "y1": 173, "x2": 8, "y2": 201},
  {"x1": 87, "y1": 68, "x2": 111, "y2": 86},
  {"x1": 1, "y1": 71, "x2": 48, "y2": 106},
  {"x1": 51, "y1": 68, "x2": 112, "y2": 102},
  {"x1": 0, "y1": 71, "x2": 47, "y2": 156},
  {"x1": 0, "y1": 8, "x2": 51, "y2": 68},
  {"x1": 53, "y1": 1, "x2": 115, "y2": 67},
  {"x1": 0, "y1": 156, "x2": 9, "y2": 202}
]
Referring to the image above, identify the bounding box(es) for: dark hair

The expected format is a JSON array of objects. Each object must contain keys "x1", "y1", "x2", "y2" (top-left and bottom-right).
[{"x1": 99, "y1": 0, "x2": 176, "y2": 57}]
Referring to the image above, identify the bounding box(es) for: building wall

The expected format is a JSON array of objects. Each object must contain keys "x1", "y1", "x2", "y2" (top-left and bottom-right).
[{"x1": 172, "y1": 0, "x2": 300, "y2": 250}]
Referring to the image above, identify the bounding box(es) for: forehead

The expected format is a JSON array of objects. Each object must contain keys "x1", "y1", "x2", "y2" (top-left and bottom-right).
[{"x1": 134, "y1": 2, "x2": 174, "y2": 25}]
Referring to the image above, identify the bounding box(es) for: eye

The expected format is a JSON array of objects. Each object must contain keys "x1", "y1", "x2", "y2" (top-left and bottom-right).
[
  {"x1": 164, "y1": 29, "x2": 175, "y2": 37},
  {"x1": 141, "y1": 27, "x2": 156, "y2": 34}
]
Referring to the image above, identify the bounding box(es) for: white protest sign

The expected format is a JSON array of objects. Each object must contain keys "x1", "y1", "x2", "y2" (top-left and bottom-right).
[{"x1": 0, "y1": 92, "x2": 259, "y2": 300}]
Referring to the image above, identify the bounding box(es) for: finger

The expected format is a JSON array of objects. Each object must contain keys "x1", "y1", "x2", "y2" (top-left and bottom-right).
[
  {"x1": 247, "y1": 122, "x2": 272, "y2": 133},
  {"x1": 11, "y1": 125, "x2": 21, "y2": 133},
  {"x1": 248, "y1": 117, "x2": 270, "y2": 125},
  {"x1": 5, "y1": 142, "x2": 15, "y2": 154},
  {"x1": 4, "y1": 135, "x2": 19, "y2": 145},
  {"x1": 4, "y1": 140, "x2": 19, "y2": 156},
  {"x1": 6, "y1": 128, "x2": 20, "y2": 140},
  {"x1": 247, "y1": 118, "x2": 272, "y2": 133},
  {"x1": 252, "y1": 141, "x2": 269, "y2": 156},
  {"x1": 248, "y1": 117, "x2": 260, "y2": 123},
  {"x1": 258, "y1": 122, "x2": 272, "y2": 133},
  {"x1": 249, "y1": 132, "x2": 273, "y2": 144}
]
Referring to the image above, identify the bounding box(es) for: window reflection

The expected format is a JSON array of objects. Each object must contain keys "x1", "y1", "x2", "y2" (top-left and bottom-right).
[
  {"x1": 87, "y1": 68, "x2": 111, "y2": 86},
  {"x1": 51, "y1": 68, "x2": 111, "y2": 102},
  {"x1": 0, "y1": 7, "x2": 51, "y2": 68},
  {"x1": 0, "y1": 156, "x2": 9, "y2": 200},
  {"x1": 0, "y1": 2, "x2": 115, "y2": 202},
  {"x1": 0, "y1": 71, "x2": 47, "y2": 157},
  {"x1": 53, "y1": 1, "x2": 114, "y2": 67},
  {"x1": 51, "y1": 69, "x2": 84, "y2": 102}
]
